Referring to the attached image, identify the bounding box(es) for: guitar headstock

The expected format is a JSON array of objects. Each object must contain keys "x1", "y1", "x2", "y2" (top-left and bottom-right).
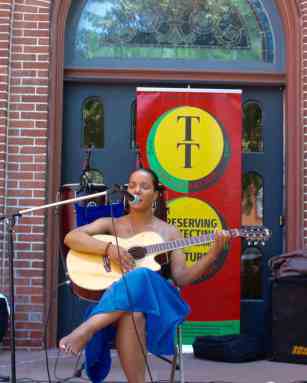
[{"x1": 239, "y1": 225, "x2": 271, "y2": 246}]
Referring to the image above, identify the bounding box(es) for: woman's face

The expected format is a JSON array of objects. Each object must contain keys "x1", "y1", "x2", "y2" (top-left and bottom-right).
[{"x1": 127, "y1": 170, "x2": 158, "y2": 211}]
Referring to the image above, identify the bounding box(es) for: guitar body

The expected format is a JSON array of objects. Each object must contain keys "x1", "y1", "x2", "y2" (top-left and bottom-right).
[
  {"x1": 65, "y1": 225, "x2": 271, "y2": 301},
  {"x1": 66, "y1": 231, "x2": 165, "y2": 301}
]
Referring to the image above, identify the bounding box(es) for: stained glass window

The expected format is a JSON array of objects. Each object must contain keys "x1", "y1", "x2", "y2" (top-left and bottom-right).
[{"x1": 67, "y1": 0, "x2": 277, "y2": 64}]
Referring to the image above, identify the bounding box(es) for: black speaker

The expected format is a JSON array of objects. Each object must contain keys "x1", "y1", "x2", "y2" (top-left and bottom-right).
[
  {"x1": 0, "y1": 297, "x2": 8, "y2": 342},
  {"x1": 271, "y1": 278, "x2": 307, "y2": 364}
]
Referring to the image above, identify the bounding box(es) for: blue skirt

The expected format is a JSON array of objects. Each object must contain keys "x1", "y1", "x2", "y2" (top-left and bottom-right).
[{"x1": 84, "y1": 268, "x2": 190, "y2": 383}]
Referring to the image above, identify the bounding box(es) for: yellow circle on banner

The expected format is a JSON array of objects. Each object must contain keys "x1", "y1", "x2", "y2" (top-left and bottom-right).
[
  {"x1": 167, "y1": 197, "x2": 224, "y2": 267},
  {"x1": 154, "y1": 106, "x2": 224, "y2": 181}
]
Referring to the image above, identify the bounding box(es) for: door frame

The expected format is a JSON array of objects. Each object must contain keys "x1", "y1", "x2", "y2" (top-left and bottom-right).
[{"x1": 46, "y1": 0, "x2": 302, "y2": 346}]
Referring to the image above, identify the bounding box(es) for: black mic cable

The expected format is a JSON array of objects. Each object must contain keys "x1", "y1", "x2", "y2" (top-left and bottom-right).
[{"x1": 108, "y1": 201, "x2": 154, "y2": 383}]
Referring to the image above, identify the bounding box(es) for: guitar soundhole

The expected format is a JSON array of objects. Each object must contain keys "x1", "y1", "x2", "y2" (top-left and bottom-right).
[{"x1": 128, "y1": 246, "x2": 146, "y2": 260}]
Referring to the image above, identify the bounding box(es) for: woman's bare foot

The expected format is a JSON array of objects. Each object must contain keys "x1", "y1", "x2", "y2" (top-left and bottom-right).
[
  {"x1": 59, "y1": 312, "x2": 123, "y2": 355},
  {"x1": 59, "y1": 324, "x2": 93, "y2": 355}
]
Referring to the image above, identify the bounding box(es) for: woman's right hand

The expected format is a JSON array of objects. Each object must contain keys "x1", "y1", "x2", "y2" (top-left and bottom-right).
[{"x1": 106, "y1": 244, "x2": 136, "y2": 272}]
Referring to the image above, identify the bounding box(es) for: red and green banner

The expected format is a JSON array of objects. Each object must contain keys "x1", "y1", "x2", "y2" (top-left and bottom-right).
[{"x1": 136, "y1": 87, "x2": 242, "y2": 344}]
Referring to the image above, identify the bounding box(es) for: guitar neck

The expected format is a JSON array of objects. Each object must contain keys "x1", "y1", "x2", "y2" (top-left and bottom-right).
[{"x1": 144, "y1": 229, "x2": 241, "y2": 255}]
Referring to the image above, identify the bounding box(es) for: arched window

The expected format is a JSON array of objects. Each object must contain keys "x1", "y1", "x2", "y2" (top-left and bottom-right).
[
  {"x1": 82, "y1": 97, "x2": 104, "y2": 149},
  {"x1": 65, "y1": 0, "x2": 285, "y2": 72},
  {"x1": 243, "y1": 101, "x2": 263, "y2": 152}
]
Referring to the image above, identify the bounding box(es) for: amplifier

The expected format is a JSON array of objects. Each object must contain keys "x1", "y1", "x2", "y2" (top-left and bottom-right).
[{"x1": 271, "y1": 278, "x2": 307, "y2": 364}]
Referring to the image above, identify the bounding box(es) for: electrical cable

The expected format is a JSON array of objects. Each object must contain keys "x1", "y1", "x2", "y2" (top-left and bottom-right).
[
  {"x1": 0, "y1": 228, "x2": 84, "y2": 383},
  {"x1": 38, "y1": 189, "x2": 154, "y2": 383},
  {"x1": 40, "y1": 199, "x2": 85, "y2": 383},
  {"x1": 109, "y1": 199, "x2": 154, "y2": 383},
  {"x1": 43, "y1": 279, "x2": 74, "y2": 383}
]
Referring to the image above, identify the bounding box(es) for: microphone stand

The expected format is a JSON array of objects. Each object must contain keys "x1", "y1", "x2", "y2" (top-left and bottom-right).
[{"x1": 0, "y1": 188, "x2": 110, "y2": 383}]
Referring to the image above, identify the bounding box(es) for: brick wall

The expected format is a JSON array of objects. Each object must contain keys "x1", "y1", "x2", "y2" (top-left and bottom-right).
[
  {"x1": 0, "y1": 0, "x2": 51, "y2": 349},
  {"x1": 0, "y1": 0, "x2": 305, "y2": 350}
]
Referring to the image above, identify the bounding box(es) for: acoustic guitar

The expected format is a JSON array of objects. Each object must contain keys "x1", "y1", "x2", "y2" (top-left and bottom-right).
[{"x1": 66, "y1": 226, "x2": 271, "y2": 301}]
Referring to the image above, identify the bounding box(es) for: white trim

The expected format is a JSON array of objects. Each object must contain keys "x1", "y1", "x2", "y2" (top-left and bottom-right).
[{"x1": 136, "y1": 87, "x2": 242, "y2": 94}]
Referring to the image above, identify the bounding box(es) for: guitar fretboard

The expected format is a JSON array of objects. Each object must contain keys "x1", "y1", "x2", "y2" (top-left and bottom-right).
[{"x1": 144, "y1": 229, "x2": 242, "y2": 255}]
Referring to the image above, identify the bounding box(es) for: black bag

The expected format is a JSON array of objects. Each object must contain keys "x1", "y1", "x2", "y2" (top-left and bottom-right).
[
  {"x1": 193, "y1": 334, "x2": 265, "y2": 363},
  {"x1": 268, "y1": 249, "x2": 307, "y2": 280},
  {"x1": 0, "y1": 296, "x2": 9, "y2": 342}
]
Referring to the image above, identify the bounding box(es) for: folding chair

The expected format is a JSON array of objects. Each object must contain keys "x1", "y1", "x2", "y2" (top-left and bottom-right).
[
  {"x1": 156, "y1": 313, "x2": 184, "y2": 383},
  {"x1": 169, "y1": 325, "x2": 185, "y2": 383}
]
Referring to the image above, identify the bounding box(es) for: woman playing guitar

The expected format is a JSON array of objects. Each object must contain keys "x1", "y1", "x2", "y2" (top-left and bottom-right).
[{"x1": 59, "y1": 168, "x2": 229, "y2": 383}]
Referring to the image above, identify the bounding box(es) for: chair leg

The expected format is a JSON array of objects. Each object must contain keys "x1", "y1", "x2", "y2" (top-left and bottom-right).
[
  {"x1": 168, "y1": 326, "x2": 185, "y2": 383},
  {"x1": 177, "y1": 326, "x2": 185, "y2": 383},
  {"x1": 169, "y1": 347, "x2": 177, "y2": 383}
]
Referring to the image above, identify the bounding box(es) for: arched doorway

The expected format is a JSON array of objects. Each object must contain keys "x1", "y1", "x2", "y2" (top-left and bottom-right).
[{"x1": 47, "y1": 0, "x2": 302, "y2": 347}]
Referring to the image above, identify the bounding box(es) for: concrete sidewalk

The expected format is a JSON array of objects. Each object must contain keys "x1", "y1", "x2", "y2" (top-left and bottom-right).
[{"x1": 0, "y1": 349, "x2": 306, "y2": 383}]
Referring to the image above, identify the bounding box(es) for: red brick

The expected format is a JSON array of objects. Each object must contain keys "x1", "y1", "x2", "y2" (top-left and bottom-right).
[
  {"x1": 15, "y1": 339, "x2": 42, "y2": 347},
  {"x1": 16, "y1": 322, "x2": 42, "y2": 330},
  {"x1": 22, "y1": 78, "x2": 48, "y2": 86},
  {"x1": 11, "y1": 103, "x2": 35, "y2": 111},
  {"x1": 24, "y1": 13, "x2": 49, "y2": 22},
  {"x1": 14, "y1": 260, "x2": 31, "y2": 268},
  {"x1": 14, "y1": 278, "x2": 31, "y2": 286},
  {"x1": 20, "y1": 163, "x2": 46, "y2": 172},
  {"x1": 15, "y1": 313, "x2": 29, "y2": 321},
  {"x1": 0, "y1": 12, "x2": 10, "y2": 18},
  {"x1": 16, "y1": 287, "x2": 43, "y2": 295},
  {"x1": 14, "y1": 21, "x2": 38, "y2": 29},
  {"x1": 35, "y1": 121, "x2": 47, "y2": 129},
  {"x1": 18, "y1": 253, "x2": 44, "y2": 260},
  {"x1": 21, "y1": 146, "x2": 46, "y2": 154},
  {"x1": 15, "y1": 5, "x2": 40, "y2": 13},
  {"x1": 20, "y1": 128, "x2": 47, "y2": 137},
  {"x1": 20, "y1": 111, "x2": 48, "y2": 120},
  {"x1": 22, "y1": 95, "x2": 48, "y2": 102},
  {"x1": 31, "y1": 278, "x2": 44, "y2": 286},
  {"x1": 10, "y1": 120, "x2": 34, "y2": 128},
  {"x1": 15, "y1": 269, "x2": 44, "y2": 278},
  {"x1": 33, "y1": 190, "x2": 45, "y2": 198},
  {"x1": 31, "y1": 296, "x2": 44, "y2": 304},
  {"x1": 19, "y1": 180, "x2": 45, "y2": 189},
  {"x1": 12, "y1": 69, "x2": 37, "y2": 77},
  {"x1": 11, "y1": 86, "x2": 35, "y2": 94},
  {"x1": 13, "y1": 37, "x2": 38, "y2": 45},
  {"x1": 38, "y1": 22, "x2": 49, "y2": 29},
  {"x1": 36, "y1": 104, "x2": 48, "y2": 111},
  {"x1": 24, "y1": 29, "x2": 48, "y2": 37},
  {"x1": 12, "y1": 53, "x2": 37, "y2": 61}
]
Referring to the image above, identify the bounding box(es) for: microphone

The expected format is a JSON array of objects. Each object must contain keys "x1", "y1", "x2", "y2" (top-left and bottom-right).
[{"x1": 112, "y1": 184, "x2": 140, "y2": 205}]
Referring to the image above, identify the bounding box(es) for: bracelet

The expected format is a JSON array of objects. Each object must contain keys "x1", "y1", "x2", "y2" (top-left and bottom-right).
[{"x1": 104, "y1": 242, "x2": 112, "y2": 256}]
